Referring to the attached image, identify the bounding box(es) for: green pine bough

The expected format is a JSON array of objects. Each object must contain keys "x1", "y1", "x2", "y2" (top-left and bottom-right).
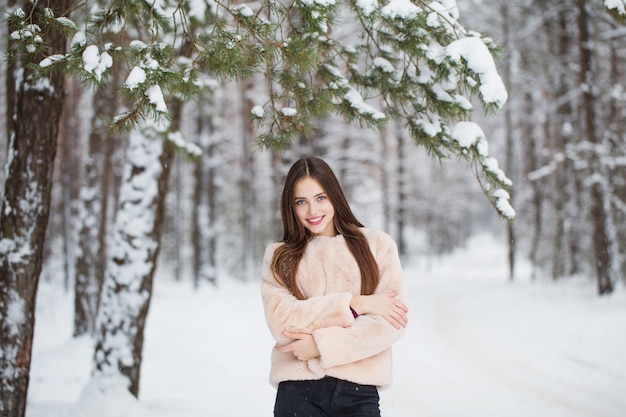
[{"x1": 10, "y1": 0, "x2": 515, "y2": 220}]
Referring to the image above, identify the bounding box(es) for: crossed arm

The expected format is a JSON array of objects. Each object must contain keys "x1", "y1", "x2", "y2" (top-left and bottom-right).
[
  {"x1": 262, "y1": 234, "x2": 408, "y2": 365},
  {"x1": 276, "y1": 292, "x2": 408, "y2": 361}
]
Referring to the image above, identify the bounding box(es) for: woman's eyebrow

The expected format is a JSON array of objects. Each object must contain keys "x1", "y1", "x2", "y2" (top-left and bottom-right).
[{"x1": 294, "y1": 192, "x2": 325, "y2": 200}]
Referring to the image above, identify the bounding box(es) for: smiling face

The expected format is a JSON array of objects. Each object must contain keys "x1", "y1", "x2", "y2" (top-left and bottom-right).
[{"x1": 293, "y1": 176, "x2": 336, "y2": 237}]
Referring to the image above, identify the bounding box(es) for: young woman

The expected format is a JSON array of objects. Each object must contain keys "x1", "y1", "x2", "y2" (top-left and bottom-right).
[{"x1": 261, "y1": 157, "x2": 408, "y2": 417}]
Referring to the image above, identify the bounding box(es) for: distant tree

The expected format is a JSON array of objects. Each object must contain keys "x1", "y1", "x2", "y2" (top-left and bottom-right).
[
  {"x1": 240, "y1": 81, "x2": 257, "y2": 281},
  {"x1": 0, "y1": 2, "x2": 73, "y2": 416},
  {"x1": 191, "y1": 93, "x2": 220, "y2": 288},
  {"x1": 578, "y1": 0, "x2": 618, "y2": 294}
]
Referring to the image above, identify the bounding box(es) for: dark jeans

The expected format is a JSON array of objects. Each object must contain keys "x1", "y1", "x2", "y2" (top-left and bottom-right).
[{"x1": 274, "y1": 376, "x2": 381, "y2": 417}]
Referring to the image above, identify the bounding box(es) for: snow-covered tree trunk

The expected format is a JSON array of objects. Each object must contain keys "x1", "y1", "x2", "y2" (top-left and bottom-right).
[
  {"x1": 92, "y1": 128, "x2": 174, "y2": 396},
  {"x1": 192, "y1": 98, "x2": 218, "y2": 288},
  {"x1": 578, "y1": 0, "x2": 617, "y2": 294},
  {"x1": 607, "y1": 39, "x2": 626, "y2": 283},
  {"x1": 0, "y1": 2, "x2": 71, "y2": 415},
  {"x1": 74, "y1": 77, "x2": 119, "y2": 337}
]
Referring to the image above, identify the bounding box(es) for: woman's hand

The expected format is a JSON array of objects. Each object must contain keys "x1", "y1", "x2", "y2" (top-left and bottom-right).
[
  {"x1": 350, "y1": 291, "x2": 408, "y2": 329},
  {"x1": 276, "y1": 331, "x2": 320, "y2": 361}
]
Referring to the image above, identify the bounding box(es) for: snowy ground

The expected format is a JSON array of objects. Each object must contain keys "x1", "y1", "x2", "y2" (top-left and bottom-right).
[{"x1": 27, "y1": 234, "x2": 626, "y2": 417}]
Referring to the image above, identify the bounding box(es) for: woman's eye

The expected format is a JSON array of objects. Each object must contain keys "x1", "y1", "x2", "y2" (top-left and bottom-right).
[
  {"x1": 317, "y1": 195, "x2": 326, "y2": 201},
  {"x1": 295, "y1": 200, "x2": 305, "y2": 205}
]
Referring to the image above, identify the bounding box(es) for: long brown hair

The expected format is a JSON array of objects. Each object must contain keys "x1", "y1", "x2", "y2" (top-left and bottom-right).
[{"x1": 271, "y1": 157, "x2": 380, "y2": 299}]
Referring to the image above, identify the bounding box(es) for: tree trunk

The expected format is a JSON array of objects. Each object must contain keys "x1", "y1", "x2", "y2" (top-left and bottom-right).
[
  {"x1": 606, "y1": 35, "x2": 626, "y2": 283},
  {"x1": 192, "y1": 99, "x2": 218, "y2": 288},
  {"x1": 551, "y1": 9, "x2": 574, "y2": 280},
  {"x1": 240, "y1": 82, "x2": 256, "y2": 281},
  {"x1": 74, "y1": 75, "x2": 118, "y2": 337},
  {"x1": 58, "y1": 79, "x2": 83, "y2": 291},
  {"x1": 170, "y1": 153, "x2": 184, "y2": 281},
  {"x1": 93, "y1": 126, "x2": 175, "y2": 396},
  {"x1": 0, "y1": 2, "x2": 71, "y2": 416},
  {"x1": 379, "y1": 127, "x2": 392, "y2": 235},
  {"x1": 395, "y1": 125, "x2": 407, "y2": 257},
  {"x1": 501, "y1": 2, "x2": 516, "y2": 281},
  {"x1": 577, "y1": 0, "x2": 615, "y2": 294},
  {"x1": 525, "y1": 91, "x2": 543, "y2": 281}
]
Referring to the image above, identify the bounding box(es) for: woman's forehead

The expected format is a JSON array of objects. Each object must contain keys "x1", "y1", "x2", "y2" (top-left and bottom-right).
[{"x1": 294, "y1": 177, "x2": 325, "y2": 196}]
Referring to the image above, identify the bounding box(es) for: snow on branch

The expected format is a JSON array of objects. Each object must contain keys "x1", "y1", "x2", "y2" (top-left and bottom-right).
[{"x1": 16, "y1": 0, "x2": 515, "y2": 220}]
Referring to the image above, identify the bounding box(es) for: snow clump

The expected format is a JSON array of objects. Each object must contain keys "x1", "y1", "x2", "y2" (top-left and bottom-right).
[
  {"x1": 355, "y1": 0, "x2": 378, "y2": 16},
  {"x1": 71, "y1": 32, "x2": 87, "y2": 48},
  {"x1": 446, "y1": 37, "x2": 508, "y2": 108},
  {"x1": 82, "y1": 45, "x2": 113, "y2": 82},
  {"x1": 234, "y1": 4, "x2": 254, "y2": 17},
  {"x1": 605, "y1": 0, "x2": 626, "y2": 14},
  {"x1": 125, "y1": 67, "x2": 147, "y2": 90},
  {"x1": 168, "y1": 131, "x2": 203, "y2": 157},
  {"x1": 381, "y1": 0, "x2": 420, "y2": 19},
  {"x1": 344, "y1": 89, "x2": 386, "y2": 120},
  {"x1": 251, "y1": 105, "x2": 264, "y2": 118},
  {"x1": 281, "y1": 107, "x2": 298, "y2": 117},
  {"x1": 145, "y1": 85, "x2": 168, "y2": 113}
]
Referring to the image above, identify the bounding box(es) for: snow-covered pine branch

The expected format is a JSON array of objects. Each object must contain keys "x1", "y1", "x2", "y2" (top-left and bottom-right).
[{"x1": 24, "y1": 0, "x2": 514, "y2": 219}]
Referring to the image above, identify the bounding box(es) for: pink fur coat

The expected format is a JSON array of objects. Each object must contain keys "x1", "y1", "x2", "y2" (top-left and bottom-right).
[{"x1": 261, "y1": 228, "x2": 407, "y2": 388}]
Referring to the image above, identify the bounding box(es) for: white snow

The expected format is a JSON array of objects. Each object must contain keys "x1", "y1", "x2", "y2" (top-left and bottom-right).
[
  {"x1": 6, "y1": 289, "x2": 25, "y2": 329},
  {"x1": 280, "y1": 107, "x2": 298, "y2": 117},
  {"x1": 355, "y1": 0, "x2": 378, "y2": 16},
  {"x1": 344, "y1": 89, "x2": 386, "y2": 120},
  {"x1": 70, "y1": 32, "x2": 86, "y2": 49},
  {"x1": 605, "y1": 0, "x2": 626, "y2": 14},
  {"x1": 167, "y1": 131, "x2": 203, "y2": 157},
  {"x1": 298, "y1": 0, "x2": 336, "y2": 6},
  {"x1": 372, "y1": 57, "x2": 396, "y2": 74},
  {"x1": 414, "y1": 114, "x2": 443, "y2": 137},
  {"x1": 82, "y1": 45, "x2": 112, "y2": 82},
  {"x1": 381, "y1": 0, "x2": 420, "y2": 19},
  {"x1": 55, "y1": 17, "x2": 78, "y2": 30},
  {"x1": 145, "y1": 85, "x2": 168, "y2": 113},
  {"x1": 26, "y1": 234, "x2": 626, "y2": 417},
  {"x1": 39, "y1": 54, "x2": 66, "y2": 68},
  {"x1": 446, "y1": 37, "x2": 508, "y2": 108},
  {"x1": 251, "y1": 105, "x2": 264, "y2": 117},
  {"x1": 492, "y1": 189, "x2": 516, "y2": 219},
  {"x1": 124, "y1": 67, "x2": 147, "y2": 90},
  {"x1": 234, "y1": 4, "x2": 254, "y2": 17},
  {"x1": 452, "y1": 120, "x2": 485, "y2": 149}
]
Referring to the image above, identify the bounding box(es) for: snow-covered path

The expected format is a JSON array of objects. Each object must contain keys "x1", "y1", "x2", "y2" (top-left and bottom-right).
[
  {"x1": 27, "y1": 235, "x2": 626, "y2": 417},
  {"x1": 387, "y1": 277, "x2": 626, "y2": 417}
]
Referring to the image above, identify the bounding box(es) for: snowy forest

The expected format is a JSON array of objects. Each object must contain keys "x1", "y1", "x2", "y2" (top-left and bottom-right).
[{"x1": 1, "y1": 1, "x2": 626, "y2": 417}]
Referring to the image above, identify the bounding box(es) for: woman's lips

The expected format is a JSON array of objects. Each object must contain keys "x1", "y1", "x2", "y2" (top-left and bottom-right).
[{"x1": 307, "y1": 216, "x2": 324, "y2": 225}]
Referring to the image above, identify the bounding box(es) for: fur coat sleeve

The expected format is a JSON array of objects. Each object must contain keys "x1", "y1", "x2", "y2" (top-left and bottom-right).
[
  {"x1": 261, "y1": 242, "x2": 356, "y2": 345},
  {"x1": 310, "y1": 230, "x2": 406, "y2": 369}
]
